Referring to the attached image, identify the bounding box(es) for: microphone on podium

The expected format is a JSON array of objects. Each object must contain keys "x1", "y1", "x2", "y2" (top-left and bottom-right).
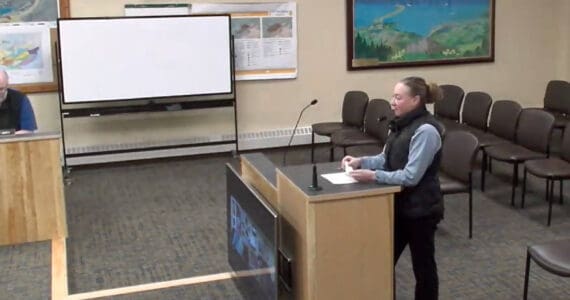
[
  {"x1": 282, "y1": 99, "x2": 318, "y2": 166},
  {"x1": 308, "y1": 164, "x2": 322, "y2": 191}
]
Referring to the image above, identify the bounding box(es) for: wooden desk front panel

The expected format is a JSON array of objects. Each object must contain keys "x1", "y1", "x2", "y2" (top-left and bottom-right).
[
  {"x1": 0, "y1": 139, "x2": 67, "y2": 245},
  {"x1": 277, "y1": 171, "x2": 310, "y2": 300},
  {"x1": 309, "y1": 194, "x2": 394, "y2": 300},
  {"x1": 277, "y1": 169, "x2": 395, "y2": 300}
]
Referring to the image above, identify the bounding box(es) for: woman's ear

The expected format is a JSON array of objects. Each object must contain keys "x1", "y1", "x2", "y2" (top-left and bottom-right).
[{"x1": 412, "y1": 94, "x2": 421, "y2": 105}]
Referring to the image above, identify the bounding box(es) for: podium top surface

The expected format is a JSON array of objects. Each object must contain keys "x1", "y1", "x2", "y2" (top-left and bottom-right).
[
  {"x1": 278, "y1": 163, "x2": 401, "y2": 202},
  {"x1": 0, "y1": 131, "x2": 61, "y2": 144},
  {"x1": 240, "y1": 153, "x2": 277, "y2": 187},
  {"x1": 241, "y1": 153, "x2": 400, "y2": 203}
]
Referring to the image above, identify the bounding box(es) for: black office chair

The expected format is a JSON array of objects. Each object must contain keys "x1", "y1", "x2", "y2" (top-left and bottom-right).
[
  {"x1": 439, "y1": 131, "x2": 479, "y2": 238},
  {"x1": 434, "y1": 84, "x2": 465, "y2": 130},
  {"x1": 523, "y1": 239, "x2": 570, "y2": 299},
  {"x1": 311, "y1": 91, "x2": 369, "y2": 162},
  {"x1": 484, "y1": 109, "x2": 555, "y2": 207},
  {"x1": 475, "y1": 100, "x2": 522, "y2": 191},
  {"x1": 458, "y1": 91, "x2": 493, "y2": 133},
  {"x1": 522, "y1": 123, "x2": 570, "y2": 226},
  {"x1": 331, "y1": 99, "x2": 392, "y2": 159},
  {"x1": 541, "y1": 80, "x2": 570, "y2": 133}
]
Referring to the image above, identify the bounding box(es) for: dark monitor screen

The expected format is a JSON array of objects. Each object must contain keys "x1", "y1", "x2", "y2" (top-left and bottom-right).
[
  {"x1": 0, "y1": 128, "x2": 15, "y2": 136},
  {"x1": 226, "y1": 164, "x2": 278, "y2": 300}
]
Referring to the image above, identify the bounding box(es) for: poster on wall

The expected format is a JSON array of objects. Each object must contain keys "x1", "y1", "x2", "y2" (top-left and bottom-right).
[
  {"x1": 0, "y1": 24, "x2": 53, "y2": 84},
  {"x1": 192, "y1": 2, "x2": 297, "y2": 81},
  {"x1": 124, "y1": 4, "x2": 191, "y2": 16},
  {"x1": 0, "y1": 0, "x2": 59, "y2": 28}
]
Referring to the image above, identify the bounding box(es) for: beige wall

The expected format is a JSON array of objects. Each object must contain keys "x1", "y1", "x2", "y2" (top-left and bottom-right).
[
  {"x1": 28, "y1": 0, "x2": 569, "y2": 148},
  {"x1": 559, "y1": 0, "x2": 570, "y2": 80}
]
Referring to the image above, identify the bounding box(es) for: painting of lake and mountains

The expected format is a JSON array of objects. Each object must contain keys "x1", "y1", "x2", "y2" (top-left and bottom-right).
[{"x1": 349, "y1": 0, "x2": 494, "y2": 68}]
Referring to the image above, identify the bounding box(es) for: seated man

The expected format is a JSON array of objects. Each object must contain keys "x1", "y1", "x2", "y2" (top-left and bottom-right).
[{"x1": 0, "y1": 70, "x2": 37, "y2": 134}]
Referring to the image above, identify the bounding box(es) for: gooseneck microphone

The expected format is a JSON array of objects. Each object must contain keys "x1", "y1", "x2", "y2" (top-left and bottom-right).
[
  {"x1": 282, "y1": 99, "x2": 318, "y2": 166},
  {"x1": 308, "y1": 164, "x2": 322, "y2": 191}
]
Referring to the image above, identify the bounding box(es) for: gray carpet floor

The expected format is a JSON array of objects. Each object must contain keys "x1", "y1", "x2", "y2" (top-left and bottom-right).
[{"x1": 1, "y1": 140, "x2": 569, "y2": 299}]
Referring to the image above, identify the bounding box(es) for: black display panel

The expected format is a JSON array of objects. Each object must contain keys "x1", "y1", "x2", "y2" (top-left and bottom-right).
[{"x1": 226, "y1": 164, "x2": 278, "y2": 300}]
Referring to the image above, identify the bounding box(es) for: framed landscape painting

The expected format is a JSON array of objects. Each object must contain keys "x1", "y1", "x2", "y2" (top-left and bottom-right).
[{"x1": 347, "y1": 0, "x2": 495, "y2": 70}]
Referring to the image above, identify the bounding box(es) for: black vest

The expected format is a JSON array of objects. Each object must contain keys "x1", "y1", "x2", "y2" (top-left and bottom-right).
[
  {"x1": 384, "y1": 106, "x2": 444, "y2": 219},
  {"x1": 0, "y1": 89, "x2": 23, "y2": 131}
]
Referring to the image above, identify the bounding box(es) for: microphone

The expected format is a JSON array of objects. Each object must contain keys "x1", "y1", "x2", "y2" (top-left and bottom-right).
[
  {"x1": 282, "y1": 99, "x2": 318, "y2": 166},
  {"x1": 308, "y1": 164, "x2": 322, "y2": 191}
]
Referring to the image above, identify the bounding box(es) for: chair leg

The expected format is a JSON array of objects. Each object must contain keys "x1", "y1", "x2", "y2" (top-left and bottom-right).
[
  {"x1": 481, "y1": 151, "x2": 487, "y2": 192},
  {"x1": 545, "y1": 179, "x2": 550, "y2": 203},
  {"x1": 523, "y1": 251, "x2": 531, "y2": 300},
  {"x1": 469, "y1": 174, "x2": 473, "y2": 239},
  {"x1": 511, "y1": 163, "x2": 518, "y2": 207},
  {"x1": 560, "y1": 179, "x2": 564, "y2": 205},
  {"x1": 329, "y1": 146, "x2": 334, "y2": 162},
  {"x1": 522, "y1": 168, "x2": 527, "y2": 208},
  {"x1": 548, "y1": 178, "x2": 554, "y2": 226},
  {"x1": 311, "y1": 132, "x2": 315, "y2": 163}
]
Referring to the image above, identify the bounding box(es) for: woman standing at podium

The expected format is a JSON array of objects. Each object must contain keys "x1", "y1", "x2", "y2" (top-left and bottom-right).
[{"x1": 342, "y1": 76, "x2": 444, "y2": 300}]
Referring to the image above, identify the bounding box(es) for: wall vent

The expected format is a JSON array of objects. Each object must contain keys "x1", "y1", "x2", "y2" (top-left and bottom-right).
[{"x1": 66, "y1": 126, "x2": 329, "y2": 165}]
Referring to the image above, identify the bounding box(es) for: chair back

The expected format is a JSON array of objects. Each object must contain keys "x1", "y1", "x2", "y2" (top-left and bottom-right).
[
  {"x1": 516, "y1": 108, "x2": 555, "y2": 153},
  {"x1": 561, "y1": 123, "x2": 570, "y2": 162},
  {"x1": 342, "y1": 91, "x2": 369, "y2": 127},
  {"x1": 364, "y1": 99, "x2": 393, "y2": 143},
  {"x1": 435, "y1": 84, "x2": 465, "y2": 121},
  {"x1": 462, "y1": 91, "x2": 492, "y2": 131},
  {"x1": 544, "y1": 80, "x2": 570, "y2": 114},
  {"x1": 488, "y1": 100, "x2": 522, "y2": 141},
  {"x1": 440, "y1": 131, "x2": 479, "y2": 182}
]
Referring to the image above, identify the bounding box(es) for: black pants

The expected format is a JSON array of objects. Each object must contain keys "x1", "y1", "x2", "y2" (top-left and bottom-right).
[{"x1": 394, "y1": 215, "x2": 440, "y2": 300}]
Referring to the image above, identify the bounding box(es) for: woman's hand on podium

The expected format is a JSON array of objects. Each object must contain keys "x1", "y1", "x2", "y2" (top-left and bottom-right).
[
  {"x1": 347, "y1": 169, "x2": 376, "y2": 182},
  {"x1": 341, "y1": 155, "x2": 361, "y2": 170}
]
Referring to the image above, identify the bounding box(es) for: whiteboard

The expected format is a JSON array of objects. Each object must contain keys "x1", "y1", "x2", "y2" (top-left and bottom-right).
[{"x1": 58, "y1": 15, "x2": 232, "y2": 104}]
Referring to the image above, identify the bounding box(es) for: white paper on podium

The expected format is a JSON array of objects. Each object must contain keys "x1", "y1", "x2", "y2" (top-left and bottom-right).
[{"x1": 321, "y1": 172, "x2": 357, "y2": 184}]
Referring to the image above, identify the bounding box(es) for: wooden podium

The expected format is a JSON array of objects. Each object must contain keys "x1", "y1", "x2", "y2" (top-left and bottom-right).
[
  {"x1": 241, "y1": 153, "x2": 400, "y2": 300},
  {"x1": 0, "y1": 132, "x2": 67, "y2": 246}
]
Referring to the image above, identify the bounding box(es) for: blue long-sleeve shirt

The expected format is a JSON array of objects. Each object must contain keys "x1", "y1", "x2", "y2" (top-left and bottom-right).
[
  {"x1": 360, "y1": 124, "x2": 441, "y2": 186},
  {"x1": 19, "y1": 95, "x2": 37, "y2": 131}
]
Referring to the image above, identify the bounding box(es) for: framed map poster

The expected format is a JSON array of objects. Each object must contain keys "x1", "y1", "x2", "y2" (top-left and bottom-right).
[{"x1": 347, "y1": 0, "x2": 495, "y2": 70}]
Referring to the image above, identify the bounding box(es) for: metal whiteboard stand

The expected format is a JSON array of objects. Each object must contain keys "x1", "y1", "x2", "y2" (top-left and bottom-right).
[{"x1": 56, "y1": 35, "x2": 238, "y2": 174}]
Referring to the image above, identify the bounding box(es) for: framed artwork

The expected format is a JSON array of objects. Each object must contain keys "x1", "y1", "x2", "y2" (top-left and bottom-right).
[
  {"x1": 346, "y1": 0, "x2": 495, "y2": 70},
  {"x1": 1, "y1": 0, "x2": 70, "y2": 93}
]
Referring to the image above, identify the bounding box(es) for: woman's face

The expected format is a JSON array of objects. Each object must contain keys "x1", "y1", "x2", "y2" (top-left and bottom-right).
[{"x1": 391, "y1": 82, "x2": 420, "y2": 117}]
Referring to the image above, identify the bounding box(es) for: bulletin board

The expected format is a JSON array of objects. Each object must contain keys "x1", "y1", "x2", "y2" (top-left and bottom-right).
[{"x1": 0, "y1": 0, "x2": 70, "y2": 93}]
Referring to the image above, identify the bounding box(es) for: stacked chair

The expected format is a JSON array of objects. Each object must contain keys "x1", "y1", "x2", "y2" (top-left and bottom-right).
[
  {"x1": 434, "y1": 84, "x2": 465, "y2": 130},
  {"x1": 540, "y1": 80, "x2": 570, "y2": 134},
  {"x1": 483, "y1": 109, "x2": 555, "y2": 207},
  {"x1": 439, "y1": 130, "x2": 480, "y2": 238},
  {"x1": 331, "y1": 99, "x2": 393, "y2": 159},
  {"x1": 311, "y1": 91, "x2": 369, "y2": 163},
  {"x1": 468, "y1": 100, "x2": 523, "y2": 191},
  {"x1": 522, "y1": 123, "x2": 570, "y2": 226},
  {"x1": 523, "y1": 239, "x2": 570, "y2": 299},
  {"x1": 452, "y1": 91, "x2": 493, "y2": 134}
]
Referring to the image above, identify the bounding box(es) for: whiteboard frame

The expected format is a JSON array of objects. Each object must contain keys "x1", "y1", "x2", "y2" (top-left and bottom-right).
[{"x1": 57, "y1": 14, "x2": 234, "y2": 104}]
